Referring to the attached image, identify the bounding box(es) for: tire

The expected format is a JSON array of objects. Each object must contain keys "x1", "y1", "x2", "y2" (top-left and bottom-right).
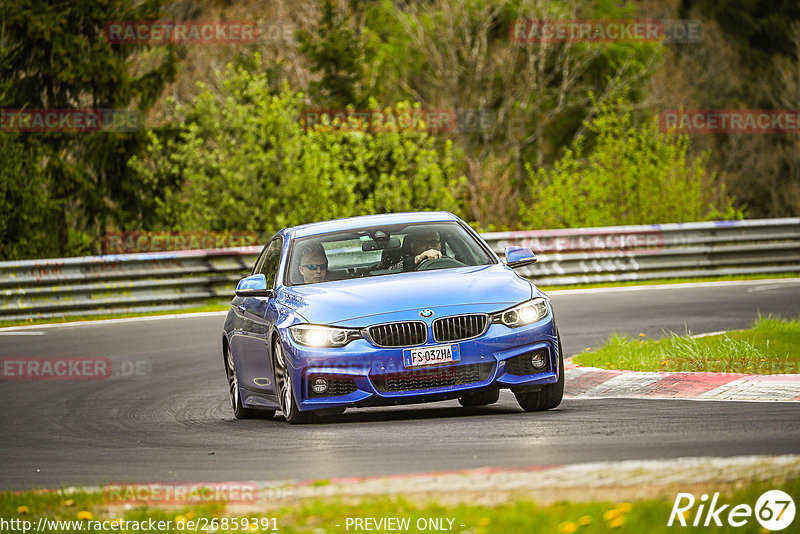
[
  {"x1": 224, "y1": 342, "x2": 274, "y2": 419},
  {"x1": 273, "y1": 337, "x2": 311, "y2": 424},
  {"x1": 458, "y1": 388, "x2": 500, "y2": 407},
  {"x1": 514, "y1": 332, "x2": 565, "y2": 412}
]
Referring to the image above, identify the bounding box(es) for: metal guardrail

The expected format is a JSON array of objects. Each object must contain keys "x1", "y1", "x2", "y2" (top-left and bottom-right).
[
  {"x1": 1, "y1": 218, "x2": 799, "y2": 321},
  {"x1": 0, "y1": 248, "x2": 261, "y2": 321},
  {"x1": 483, "y1": 218, "x2": 800, "y2": 285}
]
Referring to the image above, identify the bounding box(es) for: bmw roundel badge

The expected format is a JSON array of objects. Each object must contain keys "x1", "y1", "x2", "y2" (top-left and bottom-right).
[{"x1": 420, "y1": 309, "x2": 434, "y2": 318}]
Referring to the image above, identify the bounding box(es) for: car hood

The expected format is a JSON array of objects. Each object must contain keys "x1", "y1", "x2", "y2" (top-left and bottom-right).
[{"x1": 279, "y1": 264, "x2": 533, "y2": 325}]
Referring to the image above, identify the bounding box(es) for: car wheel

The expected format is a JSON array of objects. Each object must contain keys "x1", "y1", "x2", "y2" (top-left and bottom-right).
[
  {"x1": 458, "y1": 388, "x2": 500, "y2": 407},
  {"x1": 273, "y1": 337, "x2": 311, "y2": 424},
  {"x1": 514, "y1": 332, "x2": 565, "y2": 412},
  {"x1": 224, "y1": 343, "x2": 273, "y2": 419}
]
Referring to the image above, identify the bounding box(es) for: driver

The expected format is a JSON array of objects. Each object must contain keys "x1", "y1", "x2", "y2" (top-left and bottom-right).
[
  {"x1": 297, "y1": 243, "x2": 328, "y2": 284},
  {"x1": 403, "y1": 230, "x2": 442, "y2": 270}
]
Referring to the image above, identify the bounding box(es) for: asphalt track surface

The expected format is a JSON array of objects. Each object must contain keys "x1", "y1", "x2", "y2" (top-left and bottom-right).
[{"x1": 1, "y1": 279, "x2": 800, "y2": 490}]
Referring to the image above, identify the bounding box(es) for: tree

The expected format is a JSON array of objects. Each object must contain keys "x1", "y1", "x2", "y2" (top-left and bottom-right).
[
  {"x1": 680, "y1": 0, "x2": 800, "y2": 66},
  {"x1": 298, "y1": 0, "x2": 373, "y2": 107},
  {"x1": 131, "y1": 60, "x2": 466, "y2": 236},
  {"x1": 359, "y1": 0, "x2": 657, "y2": 228},
  {"x1": 0, "y1": 0, "x2": 177, "y2": 255},
  {"x1": 519, "y1": 93, "x2": 741, "y2": 229},
  {"x1": 665, "y1": 2, "x2": 800, "y2": 218},
  {"x1": 0, "y1": 134, "x2": 57, "y2": 260}
]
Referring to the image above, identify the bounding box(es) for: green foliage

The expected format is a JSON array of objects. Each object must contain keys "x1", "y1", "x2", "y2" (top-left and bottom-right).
[
  {"x1": 3, "y1": 478, "x2": 800, "y2": 534},
  {"x1": 680, "y1": 0, "x2": 800, "y2": 64},
  {"x1": 356, "y1": 0, "x2": 662, "y2": 228},
  {"x1": 519, "y1": 93, "x2": 742, "y2": 229},
  {"x1": 572, "y1": 315, "x2": 800, "y2": 374},
  {"x1": 0, "y1": 134, "x2": 57, "y2": 260},
  {"x1": 131, "y1": 60, "x2": 466, "y2": 237},
  {"x1": 6, "y1": 0, "x2": 797, "y2": 261},
  {"x1": 298, "y1": 0, "x2": 373, "y2": 107},
  {"x1": 0, "y1": 0, "x2": 176, "y2": 256}
]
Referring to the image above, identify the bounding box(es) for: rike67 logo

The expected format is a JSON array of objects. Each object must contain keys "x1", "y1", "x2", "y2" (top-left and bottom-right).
[{"x1": 669, "y1": 490, "x2": 795, "y2": 531}]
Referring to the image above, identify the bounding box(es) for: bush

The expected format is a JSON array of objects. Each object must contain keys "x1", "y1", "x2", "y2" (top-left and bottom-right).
[
  {"x1": 0, "y1": 134, "x2": 57, "y2": 261},
  {"x1": 519, "y1": 93, "x2": 742, "y2": 229},
  {"x1": 132, "y1": 58, "x2": 466, "y2": 238}
]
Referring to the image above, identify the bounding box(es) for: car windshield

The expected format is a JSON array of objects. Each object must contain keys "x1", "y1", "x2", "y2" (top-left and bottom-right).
[{"x1": 286, "y1": 222, "x2": 496, "y2": 286}]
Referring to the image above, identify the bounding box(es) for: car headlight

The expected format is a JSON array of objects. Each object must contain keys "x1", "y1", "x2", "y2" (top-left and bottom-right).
[
  {"x1": 289, "y1": 324, "x2": 362, "y2": 347},
  {"x1": 491, "y1": 298, "x2": 548, "y2": 328}
]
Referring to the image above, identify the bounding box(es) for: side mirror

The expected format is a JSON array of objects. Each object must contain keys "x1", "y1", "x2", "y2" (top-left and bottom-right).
[
  {"x1": 235, "y1": 274, "x2": 275, "y2": 297},
  {"x1": 504, "y1": 246, "x2": 537, "y2": 269}
]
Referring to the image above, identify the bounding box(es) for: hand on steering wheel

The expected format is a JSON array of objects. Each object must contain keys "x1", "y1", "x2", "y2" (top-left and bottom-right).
[
  {"x1": 415, "y1": 256, "x2": 467, "y2": 271},
  {"x1": 414, "y1": 249, "x2": 442, "y2": 265}
]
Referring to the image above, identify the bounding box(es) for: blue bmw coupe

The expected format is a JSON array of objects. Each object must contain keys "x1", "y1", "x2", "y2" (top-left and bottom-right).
[{"x1": 222, "y1": 211, "x2": 563, "y2": 423}]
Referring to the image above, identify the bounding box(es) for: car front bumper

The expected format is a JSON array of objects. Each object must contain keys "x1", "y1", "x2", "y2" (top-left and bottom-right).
[{"x1": 281, "y1": 314, "x2": 560, "y2": 412}]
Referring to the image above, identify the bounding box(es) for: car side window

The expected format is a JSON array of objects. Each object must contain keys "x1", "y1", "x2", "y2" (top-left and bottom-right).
[
  {"x1": 259, "y1": 236, "x2": 284, "y2": 288},
  {"x1": 251, "y1": 245, "x2": 269, "y2": 275}
]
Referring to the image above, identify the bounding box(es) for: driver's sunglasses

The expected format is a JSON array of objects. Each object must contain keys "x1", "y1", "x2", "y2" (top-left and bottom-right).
[
  {"x1": 419, "y1": 239, "x2": 440, "y2": 247},
  {"x1": 302, "y1": 263, "x2": 327, "y2": 271}
]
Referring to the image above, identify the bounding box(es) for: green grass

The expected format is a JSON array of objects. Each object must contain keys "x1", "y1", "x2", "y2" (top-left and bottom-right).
[
  {"x1": 1, "y1": 477, "x2": 797, "y2": 533},
  {"x1": 539, "y1": 272, "x2": 800, "y2": 291},
  {"x1": 572, "y1": 315, "x2": 800, "y2": 374}
]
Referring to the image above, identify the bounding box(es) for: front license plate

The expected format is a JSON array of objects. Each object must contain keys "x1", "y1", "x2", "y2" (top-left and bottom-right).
[{"x1": 403, "y1": 344, "x2": 461, "y2": 368}]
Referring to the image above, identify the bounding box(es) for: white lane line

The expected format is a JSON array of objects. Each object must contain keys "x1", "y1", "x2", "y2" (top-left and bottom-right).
[
  {"x1": 0, "y1": 310, "x2": 228, "y2": 331},
  {"x1": 690, "y1": 330, "x2": 727, "y2": 339},
  {"x1": 747, "y1": 282, "x2": 800, "y2": 292},
  {"x1": 547, "y1": 278, "x2": 800, "y2": 295},
  {"x1": 0, "y1": 331, "x2": 45, "y2": 336},
  {"x1": 566, "y1": 395, "x2": 800, "y2": 403}
]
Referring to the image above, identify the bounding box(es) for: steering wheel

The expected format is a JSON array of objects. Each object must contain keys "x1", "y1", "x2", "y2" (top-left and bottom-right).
[{"x1": 415, "y1": 257, "x2": 466, "y2": 271}]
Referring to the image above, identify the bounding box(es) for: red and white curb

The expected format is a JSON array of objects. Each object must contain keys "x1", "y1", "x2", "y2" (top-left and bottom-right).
[{"x1": 565, "y1": 362, "x2": 800, "y2": 401}]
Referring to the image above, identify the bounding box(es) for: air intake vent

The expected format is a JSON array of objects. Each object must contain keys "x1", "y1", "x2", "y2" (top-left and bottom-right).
[
  {"x1": 432, "y1": 314, "x2": 489, "y2": 342},
  {"x1": 367, "y1": 321, "x2": 427, "y2": 347},
  {"x1": 505, "y1": 349, "x2": 551, "y2": 376},
  {"x1": 307, "y1": 375, "x2": 358, "y2": 398},
  {"x1": 372, "y1": 362, "x2": 495, "y2": 392}
]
